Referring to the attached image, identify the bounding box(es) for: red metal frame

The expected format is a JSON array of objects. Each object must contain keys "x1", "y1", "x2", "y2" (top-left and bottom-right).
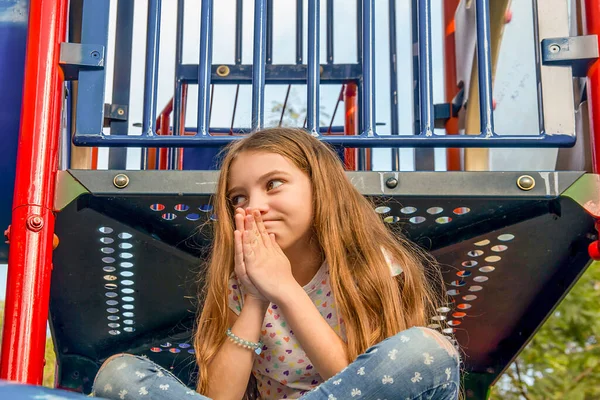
[
  {"x1": 0, "y1": 0, "x2": 69, "y2": 384},
  {"x1": 343, "y1": 82, "x2": 358, "y2": 170},
  {"x1": 443, "y1": 0, "x2": 462, "y2": 171},
  {"x1": 584, "y1": 0, "x2": 600, "y2": 173}
]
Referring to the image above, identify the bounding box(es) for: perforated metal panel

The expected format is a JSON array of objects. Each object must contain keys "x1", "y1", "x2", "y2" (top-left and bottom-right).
[{"x1": 51, "y1": 170, "x2": 596, "y2": 392}]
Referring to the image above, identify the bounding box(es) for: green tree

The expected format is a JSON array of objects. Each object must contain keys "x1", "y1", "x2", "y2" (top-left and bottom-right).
[
  {"x1": 268, "y1": 87, "x2": 331, "y2": 128},
  {"x1": 490, "y1": 262, "x2": 600, "y2": 400},
  {"x1": 0, "y1": 300, "x2": 57, "y2": 387}
]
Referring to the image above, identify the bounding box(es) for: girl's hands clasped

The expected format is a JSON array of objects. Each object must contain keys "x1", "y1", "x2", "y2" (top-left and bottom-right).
[{"x1": 233, "y1": 208, "x2": 298, "y2": 304}]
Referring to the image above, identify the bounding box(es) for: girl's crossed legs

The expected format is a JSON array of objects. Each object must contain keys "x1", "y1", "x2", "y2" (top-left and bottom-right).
[{"x1": 93, "y1": 327, "x2": 460, "y2": 400}]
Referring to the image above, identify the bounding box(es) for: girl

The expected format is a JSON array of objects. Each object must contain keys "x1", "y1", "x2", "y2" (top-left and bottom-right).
[{"x1": 93, "y1": 128, "x2": 460, "y2": 400}]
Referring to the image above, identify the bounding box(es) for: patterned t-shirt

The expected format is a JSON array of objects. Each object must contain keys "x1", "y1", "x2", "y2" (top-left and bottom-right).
[{"x1": 227, "y1": 256, "x2": 403, "y2": 400}]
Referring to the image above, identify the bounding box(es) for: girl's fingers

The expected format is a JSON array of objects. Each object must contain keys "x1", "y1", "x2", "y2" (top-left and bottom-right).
[
  {"x1": 242, "y1": 230, "x2": 256, "y2": 260},
  {"x1": 245, "y1": 213, "x2": 263, "y2": 247},
  {"x1": 234, "y1": 230, "x2": 244, "y2": 266},
  {"x1": 253, "y1": 210, "x2": 271, "y2": 248},
  {"x1": 235, "y1": 209, "x2": 245, "y2": 232}
]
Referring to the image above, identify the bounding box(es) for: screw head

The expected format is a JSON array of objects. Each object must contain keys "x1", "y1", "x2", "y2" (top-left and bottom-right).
[
  {"x1": 117, "y1": 108, "x2": 125, "y2": 116},
  {"x1": 517, "y1": 175, "x2": 535, "y2": 191},
  {"x1": 27, "y1": 215, "x2": 44, "y2": 231},
  {"x1": 90, "y1": 50, "x2": 101, "y2": 59},
  {"x1": 113, "y1": 174, "x2": 129, "y2": 189},
  {"x1": 549, "y1": 44, "x2": 561, "y2": 54},
  {"x1": 216, "y1": 65, "x2": 230, "y2": 77},
  {"x1": 385, "y1": 177, "x2": 399, "y2": 189}
]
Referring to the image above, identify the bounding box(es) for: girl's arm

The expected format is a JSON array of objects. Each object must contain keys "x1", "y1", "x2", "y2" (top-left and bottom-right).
[
  {"x1": 205, "y1": 296, "x2": 269, "y2": 400},
  {"x1": 277, "y1": 286, "x2": 349, "y2": 381}
]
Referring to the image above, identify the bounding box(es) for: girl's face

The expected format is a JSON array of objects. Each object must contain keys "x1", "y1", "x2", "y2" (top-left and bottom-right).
[{"x1": 227, "y1": 151, "x2": 314, "y2": 251}]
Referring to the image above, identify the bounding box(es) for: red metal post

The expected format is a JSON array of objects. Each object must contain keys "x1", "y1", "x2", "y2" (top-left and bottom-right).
[
  {"x1": 343, "y1": 82, "x2": 358, "y2": 170},
  {"x1": 0, "y1": 0, "x2": 69, "y2": 384},
  {"x1": 443, "y1": 0, "x2": 462, "y2": 171},
  {"x1": 584, "y1": 0, "x2": 600, "y2": 173}
]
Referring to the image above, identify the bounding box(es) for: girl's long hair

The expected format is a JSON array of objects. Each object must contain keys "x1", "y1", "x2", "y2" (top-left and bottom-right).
[{"x1": 194, "y1": 128, "x2": 443, "y2": 395}]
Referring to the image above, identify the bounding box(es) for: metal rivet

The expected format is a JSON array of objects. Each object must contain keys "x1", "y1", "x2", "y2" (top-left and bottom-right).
[
  {"x1": 90, "y1": 51, "x2": 101, "y2": 59},
  {"x1": 516, "y1": 175, "x2": 535, "y2": 191},
  {"x1": 117, "y1": 108, "x2": 125, "y2": 116},
  {"x1": 549, "y1": 44, "x2": 560, "y2": 53},
  {"x1": 113, "y1": 174, "x2": 129, "y2": 189},
  {"x1": 27, "y1": 215, "x2": 44, "y2": 232},
  {"x1": 385, "y1": 177, "x2": 398, "y2": 189},
  {"x1": 216, "y1": 65, "x2": 230, "y2": 77}
]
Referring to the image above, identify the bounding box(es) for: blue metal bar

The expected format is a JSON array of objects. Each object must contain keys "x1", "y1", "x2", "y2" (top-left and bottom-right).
[
  {"x1": 388, "y1": 0, "x2": 400, "y2": 170},
  {"x1": 235, "y1": 0, "x2": 243, "y2": 64},
  {"x1": 171, "y1": 0, "x2": 185, "y2": 169},
  {"x1": 142, "y1": 0, "x2": 162, "y2": 138},
  {"x1": 178, "y1": 63, "x2": 362, "y2": 84},
  {"x1": 307, "y1": 0, "x2": 321, "y2": 135},
  {"x1": 418, "y1": 0, "x2": 434, "y2": 136},
  {"x1": 173, "y1": 0, "x2": 185, "y2": 137},
  {"x1": 197, "y1": 0, "x2": 214, "y2": 136},
  {"x1": 187, "y1": 126, "x2": 345, "y2": 134},
  {"x1": 326, "y1": 0, "x2": 334, "y2": 64},
  {"x1": 361, "y1": 0, "x2": 375, "y2": 137},
  {"x1": 296, "y1": 0, "x2": 303, "y2": 64},
  {"x1": 252, "y1": 0, "x2": 267, "y2": 130},
  {"x1": 267, "y1": 0, "x2": 273, "y2": 64},
  {"x1": 73, "y1": 133, "x2": 577, "y2": 148},
  {"x1": 475, "y1": 0, "x2": 495, "y2": 136},
  {"x1": 75, "y1": 0, "x2": 110, "y2": 141},
  {"x1": 108, "y1": 0, "x2": 134, "y2": 169}
]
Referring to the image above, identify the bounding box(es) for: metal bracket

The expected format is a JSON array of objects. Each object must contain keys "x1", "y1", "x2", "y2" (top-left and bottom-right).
[
  {"x1": 541, "y1": 35, "x2": 599, "y2": 77},
  {"x1": 59, "y1": 43, "x2": 105, "y2": 81},
  {"x1": 103, "y1": 104, "x2": 129, "y2": 127}
]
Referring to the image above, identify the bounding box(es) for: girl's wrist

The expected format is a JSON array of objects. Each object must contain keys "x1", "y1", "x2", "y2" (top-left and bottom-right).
[{"x1": 244, "y1": 294, "x2": 270, "y2": 310}]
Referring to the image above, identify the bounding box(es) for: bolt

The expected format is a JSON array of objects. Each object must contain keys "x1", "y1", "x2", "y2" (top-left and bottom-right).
[
  {"x1": 517, "y1": 175, "x2": 535, "y2": 191},
  {"x1": 90, "y1": 50, "x2": 101, "y2": 59},
  {"x1": 216, "y1": 65, "x2": 230, "y2": 77},
  {"x1": 117, "y1": 108, "x2": 125, "y2": 116},
  {"x1": 27, "y1": 215, "x2": 44, "y2": 231},
  {"x1": 385, "y1": 177, "x2": 398, "y2": 189},
  {"x1": 549, "y1": 44, "x2": 560, "y2": 54},
  {"x1": 113, "y1": 174, "x2": 130, "y2": 189}
]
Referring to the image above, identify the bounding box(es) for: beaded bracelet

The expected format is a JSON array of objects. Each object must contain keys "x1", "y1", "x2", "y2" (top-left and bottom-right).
[{"x1": 226, "y1": 329, "x2": 263, "y2": 355}]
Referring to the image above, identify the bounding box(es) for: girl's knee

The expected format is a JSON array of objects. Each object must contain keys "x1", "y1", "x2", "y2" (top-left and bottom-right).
[
  {"x1": 384, "y1": 327, "x2": 460, "y2": 363},
  {"x1": 92, "y1": 353, "x2": 153, "y2": 396},
  {"x1": 370, "y1": 327, "x2": 460, "y2": 386}
]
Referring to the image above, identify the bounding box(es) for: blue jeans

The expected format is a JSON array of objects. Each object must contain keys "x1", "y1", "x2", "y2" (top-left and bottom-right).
[{"x1": 93, "y1": 327, "x2": 460, "y2": 399}]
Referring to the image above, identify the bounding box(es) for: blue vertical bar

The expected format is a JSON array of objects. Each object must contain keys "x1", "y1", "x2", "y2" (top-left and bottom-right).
[
  {"x1": 361, "y1": 0, "x2": 375, "y2": 137},
  {"x1": 76, "y1": 0, "x2": 110, "y2": 136},
  {"x1": 267, "y1": 0, "x2": 273, "y2": 64},
  {"x1": 252, "y1": 0, "x2": 267, "y2": 131},
  {"x1": 388, "y1": 0, "x2": 399, "y2": 171},
  {"x1": 142, "y1": 0, "x2": 162, "y2": 137},
  {"x1": 171, "y1": 0, "x2": 185, "y2": 169},
  {"x1": 326, "y1": 0, "x2": 333, "y2": 64},
  {"x1": 296, "y1": 0, "x2": 303, "y2": 64},
  {"x1": 108, "y1": 0, "x2": 134, "y2": 169},
  {"x1": 235, "y1": 0, "x2": 243, "y2": 64},
  {"x1": 307, "y1": 0, "x2": 320, "y2": 135},
  {"x1": 197, "y1": 0, "x2": 214, "y2": 136},
  {"x1": 417, "y1": 0, "x2": 434, "y2": 136},
  {"x1": 475, "y1": 0, "x2": 495, "y2": 136},
  {"x1": 357, "y1": 0, "x2": 366, "y2": 169}
]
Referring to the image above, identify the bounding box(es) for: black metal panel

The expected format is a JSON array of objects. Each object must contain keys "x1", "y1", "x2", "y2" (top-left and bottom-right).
[{"x1": 50, "y1": 171, "x2": 594, "y2": 392}]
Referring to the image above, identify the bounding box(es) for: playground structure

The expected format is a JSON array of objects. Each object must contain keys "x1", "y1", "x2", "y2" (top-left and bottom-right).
[{"x1": 0, "y1": 0, "x2": 599, "y2": 398}]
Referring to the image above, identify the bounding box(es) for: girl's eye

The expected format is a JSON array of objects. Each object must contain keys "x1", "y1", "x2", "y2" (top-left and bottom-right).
[
  {"x1": 267, "y1": 180, "x2": 284, "y2": 191},
  {"x1": 230, "y1": 195, "x2": 247, "y2": 206}
]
